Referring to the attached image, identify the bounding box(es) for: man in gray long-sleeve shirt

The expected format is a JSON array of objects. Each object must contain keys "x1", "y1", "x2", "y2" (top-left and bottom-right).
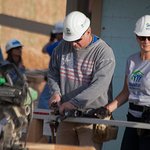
[{"x1": 48, "y1": 11, "x2": 116, "y2": 150}]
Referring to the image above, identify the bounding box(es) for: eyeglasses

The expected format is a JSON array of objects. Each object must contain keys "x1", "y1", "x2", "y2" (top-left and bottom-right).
[
  {"x1": 73, "y1": 38, "x2": 82, "y2": 43},
  {"x1": 137, "y1": 36, "x2": 150, "y2": 41}
]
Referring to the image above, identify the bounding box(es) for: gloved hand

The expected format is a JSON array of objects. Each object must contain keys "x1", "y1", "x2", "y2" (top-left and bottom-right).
[
  {"x1": 94, "y1": 107, "x2": 111, "y2": 119},
  {"x1": 92, "y1": 107, "x2": 118, "y2": 143}
]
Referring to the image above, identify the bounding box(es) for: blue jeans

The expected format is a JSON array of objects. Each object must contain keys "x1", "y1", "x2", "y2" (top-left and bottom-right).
[{"x1": 37, "y1": 83, "x2": 51, "y2": 109}]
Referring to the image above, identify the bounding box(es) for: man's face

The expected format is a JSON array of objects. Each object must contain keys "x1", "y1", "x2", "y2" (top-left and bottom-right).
[{"x1": 70, "y1": 28, "x2": 92, "y2": 50}]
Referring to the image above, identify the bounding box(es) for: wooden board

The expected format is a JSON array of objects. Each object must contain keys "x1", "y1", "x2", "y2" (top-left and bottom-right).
[{"x1": 26, "y1": 143, "x2": 96, "y2": 150}]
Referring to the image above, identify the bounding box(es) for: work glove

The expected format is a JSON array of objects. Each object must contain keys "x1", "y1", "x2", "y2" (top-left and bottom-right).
[
  {"x1": 94, "y1": 107, "x2": 111, "y2": 119},
  {"x1": 83, "y1": 108, "x2": 97, "y2": 117},
  {"x1": 92, "y1": 107, "x2": 118, "y2": 143}
]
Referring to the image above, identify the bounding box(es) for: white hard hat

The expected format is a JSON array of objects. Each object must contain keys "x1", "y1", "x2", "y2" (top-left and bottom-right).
[
  {"x1": 5, "y1": 39, "x2": 23, "y2": 53},
  {"x1": 52, "y1": 22, "x2": 63, "y2": 34},
  {"x1": 134, "y1": 15, "x2": 150, "y2": 36},
  {"x1": 63, "y1": 11, "x2": 90, "y2": 42}
]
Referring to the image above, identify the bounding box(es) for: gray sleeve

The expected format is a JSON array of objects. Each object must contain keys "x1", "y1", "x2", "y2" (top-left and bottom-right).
[
  {"x1": 47, "y1": 47, "x2": 61, "y2": 96},
  {"x1": 70, "y1": 47, "x2": 116, "y2": 108}
]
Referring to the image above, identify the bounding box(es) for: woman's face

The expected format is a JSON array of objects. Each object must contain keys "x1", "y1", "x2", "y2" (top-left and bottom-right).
[
  {"x1": 136, "y1": 36, "x2": 150, "y2": 52},
  {"x1": 11, "y1": 47, "x2": 22, "y2": 64}
]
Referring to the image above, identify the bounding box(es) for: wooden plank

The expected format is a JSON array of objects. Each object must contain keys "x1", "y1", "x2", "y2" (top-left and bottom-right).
[
  {"x1": 26, "y1": 119, "x2": 48, "y2": 143},
  {"x1": 26, "y1": 143, "x2": 96, "y2": 150}
]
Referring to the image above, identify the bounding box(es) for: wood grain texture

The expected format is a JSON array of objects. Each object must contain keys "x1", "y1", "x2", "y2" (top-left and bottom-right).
[{"x1": 26, "y1": 143, "x2": 96, "y2": 150}]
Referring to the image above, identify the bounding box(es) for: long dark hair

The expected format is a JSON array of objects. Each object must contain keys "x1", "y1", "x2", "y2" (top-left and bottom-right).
[{"x1": 6, "y1": 48, "x2": 25, "y2": 68}]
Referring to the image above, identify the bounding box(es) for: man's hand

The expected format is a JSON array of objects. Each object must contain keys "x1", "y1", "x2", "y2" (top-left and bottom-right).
[
  {"x1": 59, "y1": 101, "x2": 77, "y2": 115},
  {"x1": 49, "y1": 93, "x2": 61, "y2": 108}
]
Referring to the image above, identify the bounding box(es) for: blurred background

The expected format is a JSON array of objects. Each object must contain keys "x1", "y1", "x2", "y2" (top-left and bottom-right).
[
  {"x1": 0, "y1": 0, "x2": 67, "y2": 69},
  {"x1": 0, "y1": 0, "x2": 150, "y2": 149}
]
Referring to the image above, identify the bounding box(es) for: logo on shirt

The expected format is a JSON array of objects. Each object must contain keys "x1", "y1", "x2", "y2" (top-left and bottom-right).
[
  {"x1": 129, "y1": 70, "x2": 144, "y2": 89},
  {"x1": 130, "y1": 70, "x2": 144, "y2": 82}
]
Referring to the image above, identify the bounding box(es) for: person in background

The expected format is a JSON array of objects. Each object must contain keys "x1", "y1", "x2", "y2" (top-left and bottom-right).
[
  {"x1": 42, "y1": 32, "x2": 56, "y2": 54},
  {"x1": 5, "y1": 39, "x2": 25, "y2": 83},
  {"x1": 42, "y1": 22, "x2": 63, "y2": 56},
  {"x1": 38, "y1": 22, "x2": 63, "y2": 109},
  {"x1": 5, "y1": 38, "x2": 38, "y2": 100},
  {"x1": 48, "y1": 11, "x2": 115, "y2": 150},
  {"x1": 5, "y1": 39, "x2": 25, "y2": 69},
  {"x1": 101, "y1": 15, "x2": 150, "y2": 150}
]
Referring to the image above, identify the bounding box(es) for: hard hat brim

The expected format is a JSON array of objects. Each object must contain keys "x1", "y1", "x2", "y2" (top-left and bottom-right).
[
  {"x1": 134, "y1": 31, "x2": 150, "y2": 36},
  {"x1": 6, "y1": 45, "x2": 23, "y2": 52},
  {"x1": 63, "y1": 34, "x2": 83, "y2": 42}
]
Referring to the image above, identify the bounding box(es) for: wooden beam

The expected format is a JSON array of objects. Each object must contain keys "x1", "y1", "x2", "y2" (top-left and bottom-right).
[
  {"x1": 0, "y1": 14, "x2": 52, "y2": 35},
  {"x1": 90, "y1": 0, "x2": 103, "y2": 35},
  {"x1": 26, "y1": 143, "x2": 96, "y2": 150}
]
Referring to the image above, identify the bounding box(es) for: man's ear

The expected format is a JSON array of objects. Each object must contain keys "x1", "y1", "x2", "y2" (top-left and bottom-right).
[{"x1": 87, "y1": 27, "x2": 91, "y2": 35}]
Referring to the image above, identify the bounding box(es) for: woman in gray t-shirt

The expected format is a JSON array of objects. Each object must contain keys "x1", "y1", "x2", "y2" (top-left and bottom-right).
[{"x1": 104, "y1": 15, "x2": 150, "y2": 150}]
